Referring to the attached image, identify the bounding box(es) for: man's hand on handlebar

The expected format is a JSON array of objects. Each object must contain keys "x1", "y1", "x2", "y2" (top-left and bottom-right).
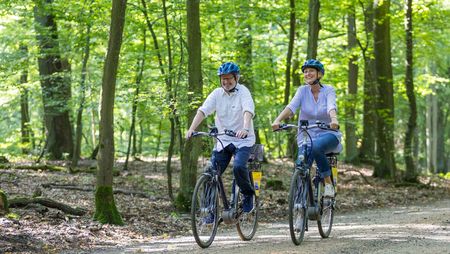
[{"x1": 236, "y1": 129, "x2": 249, "y2": 139}]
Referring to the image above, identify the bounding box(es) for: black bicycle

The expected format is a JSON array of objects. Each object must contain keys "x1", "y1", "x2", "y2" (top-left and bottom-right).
[
  {"x1": 190, "y1": 128, "x2": 263, "y2": 248},
  {"x1": 275, "y1": 120, "x2": 339, "y2": 245}
]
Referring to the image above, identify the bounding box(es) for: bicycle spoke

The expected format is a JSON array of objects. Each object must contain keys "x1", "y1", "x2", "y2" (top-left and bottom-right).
[
  {"x1": 191, "y1": 175, "x2": 218, "y2": 248},
  {"x1": 289, "y1": 170, "x2": 307, "y2": 245}
]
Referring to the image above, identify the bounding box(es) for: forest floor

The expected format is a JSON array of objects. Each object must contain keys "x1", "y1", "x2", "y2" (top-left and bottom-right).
[{"x1": 0, "y1": 157, "x2": 449, "y2": 253}]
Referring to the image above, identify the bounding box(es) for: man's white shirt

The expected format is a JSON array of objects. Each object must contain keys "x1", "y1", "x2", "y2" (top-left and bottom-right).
[{"x1": 198, "y1": 83, "x2": 255, "y2": 152}]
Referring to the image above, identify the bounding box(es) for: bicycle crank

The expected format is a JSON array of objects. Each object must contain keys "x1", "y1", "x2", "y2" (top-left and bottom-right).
[
  {"x1": 307, "y1": 206, "x2": 320, "y2": 220},
  {"x1": 222, "y1": 208, "x2": 237, "y2": 224}
]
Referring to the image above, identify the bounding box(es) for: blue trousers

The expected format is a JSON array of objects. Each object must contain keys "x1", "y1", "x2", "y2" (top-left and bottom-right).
[
  {"x1": 211, "y1": 144, "x2": 254, "y2": 196},
  {"x1": 297, "y1": 133, "x2": 339, "y2": 178}
]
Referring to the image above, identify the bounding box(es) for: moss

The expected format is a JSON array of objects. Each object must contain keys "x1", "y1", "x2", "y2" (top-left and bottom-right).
[
  {"x1": 6, "y1": 213, "x2": 19, "y2": 220},
  {"x1": 93, "y1": 186, "x2": 124, "y2": 225},
  {"x1": 0, "y1": 189, "x2": 9, "y2": 215}
]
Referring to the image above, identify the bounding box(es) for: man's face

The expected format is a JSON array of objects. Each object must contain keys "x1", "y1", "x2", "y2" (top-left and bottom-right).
[{"x1": 220, "y1": 73, "x2": 237, "y2": 92}]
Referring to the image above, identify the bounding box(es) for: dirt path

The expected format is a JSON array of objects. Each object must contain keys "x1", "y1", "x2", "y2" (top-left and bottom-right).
[{"x1": 81, "y1": 199, "x2": 450, "y2": 254}]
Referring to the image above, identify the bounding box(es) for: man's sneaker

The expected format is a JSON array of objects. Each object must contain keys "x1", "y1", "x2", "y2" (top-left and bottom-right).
[
  {"x1": 324, "y1": 184, "x2": 335, "y2": 197},
  {"x1": 242, "y1": 194, "x2": 254, "y2": 213},
  {"x1": 202, "y1": 213, "x2": 215, "y2": 225}
]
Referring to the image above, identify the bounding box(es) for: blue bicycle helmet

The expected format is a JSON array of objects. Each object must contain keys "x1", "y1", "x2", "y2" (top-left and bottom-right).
[
  {"x1": 217, "y1": 62, "x2": 240, "y2": 76},
  {"x1": 301, "y1": 59, "x2": 325, "y2": 75}
]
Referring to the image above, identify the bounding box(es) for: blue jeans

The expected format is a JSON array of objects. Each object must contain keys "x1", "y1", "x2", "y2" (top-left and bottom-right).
[
  {"x1": 211, "y1": 144, "x2": 254, "y2": 196},
  {"x1": 297, "y1": 134, "x2": 339, "y2": 178}
]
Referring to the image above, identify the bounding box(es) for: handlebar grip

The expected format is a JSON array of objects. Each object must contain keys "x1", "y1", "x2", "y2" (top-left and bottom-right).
[{"x1": 224, "y1": 129, "x2": 237, "y2": 137}]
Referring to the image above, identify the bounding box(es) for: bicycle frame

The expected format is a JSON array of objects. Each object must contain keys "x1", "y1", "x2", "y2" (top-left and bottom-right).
[
  {"x1": 191, "y1": 128, "x2": 262, "y2": 247},
  {"x1": 193, "y1": 130, "x2": 246, "y2": 224},
  {"x1": 296, "y1": 126, "x2": 323, "y2": 222},
  {"x1": 202, "y1": 162, "x2": 234, "y2": 213},
  {"x1": 278, "y1": 122, "x2": 337, "y2": 220}
]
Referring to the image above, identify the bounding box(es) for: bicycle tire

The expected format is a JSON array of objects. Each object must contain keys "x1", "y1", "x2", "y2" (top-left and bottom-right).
[
  {"x1": 191, "y1": 174, "x2": 219, "y2": 248},
  {"x1": 288, "y1": 169, "x2": 308, "y2": 245},
  {"x1": 317, "y1": 181, "x2": 334, "y2": 238},
  {"x1": 236, "y1": 189, "x2": 259, "y2": 241}
]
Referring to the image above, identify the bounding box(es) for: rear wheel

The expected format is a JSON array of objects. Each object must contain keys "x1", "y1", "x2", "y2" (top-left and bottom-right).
[
  {"x1": 317, "y1": 181, "x2": 334, "y2": 238},
  {"x1": 191, "y1": 174, "x2": 219, "y2": 248},
  {"x1": 236, "y1": 189, "x2": 259, "y2": 240},
  {"x1": 288, "y1": 169, "x2": 308, "y2": 245}
]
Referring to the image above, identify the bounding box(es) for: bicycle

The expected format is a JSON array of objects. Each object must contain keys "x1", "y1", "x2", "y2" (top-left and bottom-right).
[
  {"x1": 190, "y1": 127, "x2": 263, "y2": 248},
  {"x1": 275, "y1": 120, "x2": 339, "y2": 245}
]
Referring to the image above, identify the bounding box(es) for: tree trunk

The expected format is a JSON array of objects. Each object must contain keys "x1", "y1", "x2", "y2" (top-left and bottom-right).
[
  {"x1": 124, "y1": 32, "x2": 145, "y2": 171},
  {"x1": 72, "y1": 3, "x2": 93, "y2": 167},
  {"x1": 426, "y1": 87, "x2": 438, "y2": 173},
  {"x1": 19, "y1": 45, "x2": 32, "y2": 154},
  {"x1": 141, "y1": 0, "x2": 177, "y2": 199},
  {"x1": 0, "y1": 189, "x2": 8, "y2": 215},
  {"x1": 307, "y1": 0, "x2": 320, "y2": 59},
  {"x1": 94, "y1": 0, "x2": 127, "y2": 225},
  {"x1": 236, "y1": 1, "x2": 266, "y2": 160},
  {"x1": 163, "y1": 0, "x2": 175, "y2": 200},
  {"x1": 33, "y1": 0, "x2": 73, "y2": 160},
  {"x1": 345, "y1": 4, "x2": 359, "y2": 162},
  {"x1": 403, "y1": 0, "x2": 418, "y2": 182},
  {"x1": 436, "y1": 101, "x2": 446, "y2": 173},
  {"x1": 359, "y1": 0, "x2": 377, "y2": 163},
  {"x1": 285, "y1": 0, "x2": 298, "y2": 160},
  {"x1": 373, "y1": 0, "x2": 396, "y2": 179},
  {"x1": 177, "y1": 0, "x2": 203, "y2": 211}
]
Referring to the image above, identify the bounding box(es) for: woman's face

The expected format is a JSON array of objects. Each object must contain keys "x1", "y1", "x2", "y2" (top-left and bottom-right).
[{"x1": 303, "y1": 67, "x2": 320, "y2": 85}]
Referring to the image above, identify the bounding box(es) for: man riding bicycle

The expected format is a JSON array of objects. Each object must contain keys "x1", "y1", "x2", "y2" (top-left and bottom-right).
[
  {"x1": 186, "y1": 62, "x2": 256, "y2": 222},
  {"x1": 271, "y1": 59, "x2": 342, "y2": 198}
]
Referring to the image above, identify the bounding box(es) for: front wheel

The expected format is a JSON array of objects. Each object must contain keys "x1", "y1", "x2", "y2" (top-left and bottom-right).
[
  {"x1": 191, "y1": 174, "x2": 219, "y2": 248},
  {"x1": 236, "y1": 189, "x2": 259, "y2": 241},
  {"x1": 288, "y1": 169, "x2": 308, "y2": 245},
  {"x1": 317, "y1": 181, "x2": 334, "y2": 238}
]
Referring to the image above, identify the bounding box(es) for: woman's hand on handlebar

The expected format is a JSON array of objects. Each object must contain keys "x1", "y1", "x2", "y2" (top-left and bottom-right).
[
  {"x1": 271, "y1": 121, "x2": 281, "y2": 131},
  {"x1": 186, "y1": 129, "x2": 195, "y2": 139},
  {"x1": 330, "y1": 118, "x2": 339, "y2": 130}
]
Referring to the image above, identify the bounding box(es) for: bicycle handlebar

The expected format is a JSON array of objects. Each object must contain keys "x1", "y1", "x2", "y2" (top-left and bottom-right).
[
  {"x1": 274, "y1": 121, "x2": 338, "y2": 132},
  {"x1": 191, "y1": 129, "x2": 239, "y2": 138}
]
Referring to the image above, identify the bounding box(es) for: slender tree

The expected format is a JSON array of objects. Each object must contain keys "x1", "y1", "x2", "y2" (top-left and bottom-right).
[
  {"x1": 94, "y1": 0, "x2": 127, "y2": 225},
  {"x1": 373, "y1": 0, "x2": 396, "y2": 178},
  {"x1": 72, "y1": 1, "x2": 93, "y2": 167},
  {"x1": 123, "y1": 30, "x2": 145, "y2": 171},
  {"x1": 345, "y1": 3, "x2": 359, "y2": 162},
  {"x1": 19, "y1": 44, "x2": 32, "y2": 154},
  {"x1": 177, "y1": 0, "x2": 202, "y2": 211},
  {"x1": 140, "y1": 0, "x2": 177, "y2": 199},
  {"x1": 403, "y1": 0, "x2": 418, "y2": 181},
  {"x1": 286, "y1": 0, "x2": 297, "y2": 160},
  {"x1": 358, "y1": 0, "x2": 377, "y2": 163}
]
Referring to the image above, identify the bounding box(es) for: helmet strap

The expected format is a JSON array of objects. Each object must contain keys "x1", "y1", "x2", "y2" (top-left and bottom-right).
[{"x1": 308, "y1": 78, "x2": 323, "y2": 87}]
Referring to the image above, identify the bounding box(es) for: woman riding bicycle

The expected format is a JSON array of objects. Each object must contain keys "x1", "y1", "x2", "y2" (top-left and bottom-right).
[
  {"x1": 186, "y1": 62, "x2": 256, "y2": 220},
  {"x1": 271, "y1": 59, "x2": 342, "y2": 198}
]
